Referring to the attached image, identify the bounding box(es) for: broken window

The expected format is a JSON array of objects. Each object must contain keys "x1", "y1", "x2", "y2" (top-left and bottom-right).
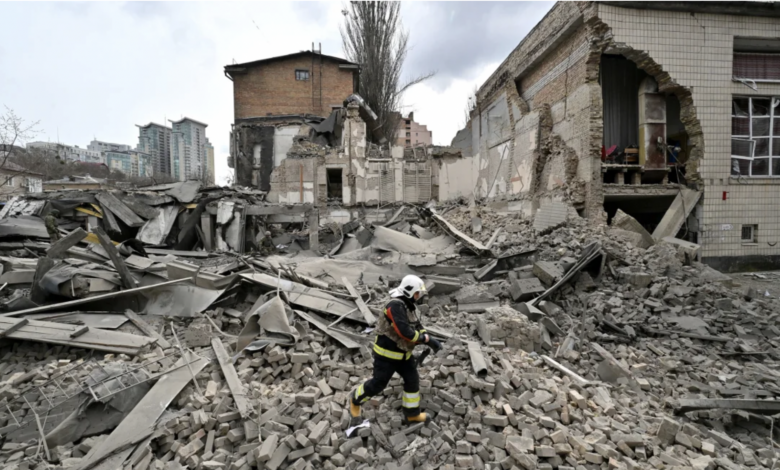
[
  {"x1": 326, "y1": 168, "x2": 343, "y2": 200},
  {"x1": 731, "y1": 96, "x2": 780, "y2": 176},
  {"x1": 741, "y1": 224, "x2": 758, "y2": 243},
  {"x1": 295, "y1": 69, "x2": 310, "y2": 81}
]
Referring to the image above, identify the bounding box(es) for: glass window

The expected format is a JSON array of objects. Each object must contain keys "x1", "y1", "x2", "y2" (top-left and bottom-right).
[
  {"x1": 731, "y1": 96, "x2": 780, "y2": 176},
  {"x1": 295, "y1": 69, "x2": 310, "y2": 81}
]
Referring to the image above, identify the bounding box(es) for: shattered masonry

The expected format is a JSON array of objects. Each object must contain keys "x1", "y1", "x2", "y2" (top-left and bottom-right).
[
  {"x1": 454, "y1": 1, "x2": 780, "y2": 272},
  {"x1": 0, "y1": 180, "x2": 777, "y2": 470}
]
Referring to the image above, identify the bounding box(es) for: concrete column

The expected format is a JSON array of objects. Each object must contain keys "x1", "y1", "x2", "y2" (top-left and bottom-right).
[{"x1": 308, "y1": 209, "x2": 319, "y2": 252}]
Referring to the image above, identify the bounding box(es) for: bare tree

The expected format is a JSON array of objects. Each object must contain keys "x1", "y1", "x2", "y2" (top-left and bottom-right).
[
  {"x1": 341, "y1": 1, "x2": 434, "y2": 145},
  {"x1": 0, "y1": 106, "x2": 41, "y2": 187}
]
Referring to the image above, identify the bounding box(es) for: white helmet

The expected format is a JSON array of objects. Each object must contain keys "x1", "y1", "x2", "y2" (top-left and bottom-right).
[{"x1": 390, "y1": 275, "x2": 427, "y2": 299}]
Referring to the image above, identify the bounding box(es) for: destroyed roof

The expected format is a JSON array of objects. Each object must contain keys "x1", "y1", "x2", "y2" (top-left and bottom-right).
[
  {"x1": 225, "y1": 51, "x2": 358, "y2": 76},
  {"x1": 0, "y1": 160, "x2": 43, "y2": 176}
]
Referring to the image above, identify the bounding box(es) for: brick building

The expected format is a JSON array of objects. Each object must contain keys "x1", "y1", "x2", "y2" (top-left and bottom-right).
[
  {"x1": 225, "y1": 51, "x2": 359, "y2": 120},
  {"x1": 225, "y1": 50, "x2": 360, "y2": 189},
  {"x1": 450, "y1": 1, "x2": 780, "y2": 271},
  {"x1": 394, "y1": 112, "x2": 433, "y2": 148}
]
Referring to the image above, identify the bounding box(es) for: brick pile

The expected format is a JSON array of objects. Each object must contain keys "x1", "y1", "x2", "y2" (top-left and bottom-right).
[{"x1": 1, "y1": 203, "x2": 780, "y2": 470}]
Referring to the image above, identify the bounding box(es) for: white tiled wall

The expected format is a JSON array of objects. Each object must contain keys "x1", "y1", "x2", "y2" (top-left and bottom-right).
[{"x1": 600, "y1": 5, "x2": 780, "y2": 259}]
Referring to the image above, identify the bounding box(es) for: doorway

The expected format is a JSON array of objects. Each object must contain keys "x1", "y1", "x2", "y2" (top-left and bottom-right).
[{"x1": 326, "y1": 168, "x2": 343, "y2": 200}]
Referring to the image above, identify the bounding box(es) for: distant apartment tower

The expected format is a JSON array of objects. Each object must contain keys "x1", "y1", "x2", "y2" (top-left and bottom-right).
[
  {"x1": 136, "y1": 122, "x2": 172, "y2": 176},
  {"x1": 27, "y1": 141, "x2": 103, "y2": 164},
  {"x1": 87, "y1": 139, "x2": 131, "y2": 153},
  {"x1": 169, "y1": 117, "x2": 208, "y2": 182},
  {"x1": 205, "y1": 138, "x2": 215, "y2": 185},
  {"x1": 395, "y1": 113, "x2": 432, "y2": 148},
  {"x1": 105, "y1": 150, "x2": 153, "y2": 178}
]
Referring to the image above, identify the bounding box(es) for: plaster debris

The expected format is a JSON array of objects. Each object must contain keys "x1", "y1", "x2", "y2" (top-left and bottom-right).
[{"x1": 0, "y1": 191, "x2": 776, "y2": 470}]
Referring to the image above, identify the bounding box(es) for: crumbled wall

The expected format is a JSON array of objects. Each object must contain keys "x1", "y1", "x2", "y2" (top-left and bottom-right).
[
  {"x1": 594, "y1": 3, "x2": 780, "y2": 266},
  {"x1": 234, "y1": 124, "x2": 275, "y2": 189},
  {"x1": 458, "y1": 16, "x2": 597, "y2": 217}
]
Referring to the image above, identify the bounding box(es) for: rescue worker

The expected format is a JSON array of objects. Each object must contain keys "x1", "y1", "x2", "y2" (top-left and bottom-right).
[
  {"x1": 350, "y1": 275, "x2": 441, "y2": 424},
  {"x1": 258, "y1": 231, "x2": 276, "y2": 256},
  {"x1": 45, "y1": 210, "x2": 60, "y2": 242}
]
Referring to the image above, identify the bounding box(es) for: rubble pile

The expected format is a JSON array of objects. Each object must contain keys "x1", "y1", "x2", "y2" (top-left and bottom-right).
[{"x1": 0, "y1": 191, "x2": 777, "y2": 470}]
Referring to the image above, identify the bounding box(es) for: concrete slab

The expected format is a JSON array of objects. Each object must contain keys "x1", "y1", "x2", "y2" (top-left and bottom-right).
[{"x1": 652, "y1": 188, "x2": 701, "y2": 241}]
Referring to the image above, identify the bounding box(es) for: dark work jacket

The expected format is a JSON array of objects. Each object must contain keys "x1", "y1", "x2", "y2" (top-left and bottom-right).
[{"x1": 374, "y1": 296, "x2": 427, "y2": 359}]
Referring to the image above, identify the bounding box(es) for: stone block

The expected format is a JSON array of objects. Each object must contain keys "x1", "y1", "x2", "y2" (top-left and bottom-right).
[
  {"x1": 656, "y1": 417, "x2": 681, "y2": 445},
  {"x1": 533, "y1": 261, "x2": 565, "y2": 287}
]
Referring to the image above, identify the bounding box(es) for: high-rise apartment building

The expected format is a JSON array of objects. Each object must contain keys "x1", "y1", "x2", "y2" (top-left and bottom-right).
[
  {"x1": 136, "y1": 122, "x2": 172, "y2": 177},
  {"x1": 169, "y1": 117, "x2": 208, "y2": 182},
  {"x1": 205, "y1": 138, "x2": 215, "y2": 185},
  {"x1": 105, "y1": 150, "x2": 153, "y2": 178}
]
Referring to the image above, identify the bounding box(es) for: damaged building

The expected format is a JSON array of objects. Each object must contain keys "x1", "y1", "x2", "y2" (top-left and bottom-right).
[
  {"x1": 452, "y1": 1, "x2": 780, "y2": 272},
  {"x1": 225, "y1": 50, "x2": 467, "y2": 210}
]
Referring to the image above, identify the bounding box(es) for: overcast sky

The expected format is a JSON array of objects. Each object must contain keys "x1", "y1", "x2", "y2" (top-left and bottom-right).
[{"x1": 0, "y1": 1, "x2": 553, "y2": 184}]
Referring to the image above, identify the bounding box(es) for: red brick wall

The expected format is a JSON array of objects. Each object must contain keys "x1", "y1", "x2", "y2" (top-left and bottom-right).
[{"x1": 232, "y1": 55, "x2": 356, "y2": 120}]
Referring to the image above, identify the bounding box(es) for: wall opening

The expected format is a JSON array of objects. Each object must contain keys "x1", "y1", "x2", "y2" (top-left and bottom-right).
[
  {"x1": 604, "y1": 194, "x2": 676, "y2": 234},
  {"x1": 326, "y1": 168, "x2": 343, "y2": 200},
  {"x1": 601, "y1": 55, "x2": 649, "y2": 152}
]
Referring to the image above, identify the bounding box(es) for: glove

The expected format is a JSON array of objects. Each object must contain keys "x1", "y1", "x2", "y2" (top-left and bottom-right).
[{"x1": 427, "y1": 336, "x2": 442, "y2": 353}]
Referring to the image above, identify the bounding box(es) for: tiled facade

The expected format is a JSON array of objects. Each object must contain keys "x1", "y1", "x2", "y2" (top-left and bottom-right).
[
  {"x1": 599, "y1": 4, "x2": 780, "y2": 268},
  {"x1": 457, "y1": 2, "x2": 780, "y2": 270}
]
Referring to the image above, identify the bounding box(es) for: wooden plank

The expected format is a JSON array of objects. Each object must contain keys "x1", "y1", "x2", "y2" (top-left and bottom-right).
[
  {"x1": 124, "y1": 309, "x2": 170, "y2": 349},
  {"x1": 93, "y1": 227, "x2": 136, "y2": 290},
  {"x1": 541, "y1": 355, "x2": 591, "y2": 386},
  {"x1": 0, "y1": 316, "x2": 153, "y2": 355},
  {"x1": 341, "y1": 277, "x2": 376, "y2": 325},
  {"x1": 675, "y1": 398, "x2": 780, "y2": 415},
  {"x1": 146, "y1": 248, "x2": 211, "y2": 258},
  {"x1": 75, "y1": 207, "x2": 102, "y2": 218},
  {"x1": 211, "y1": 338, "x2": 253, "y2": 419},
  {"x1": 70, "y1": 325, "x2": 89, "y2": 338},
  {"x1": 100, "y1": 202, "x2": 121, "y2": 234},
  {"x1": 96, "y1": 192, "x2": 145, "y2": 227},
  {"x1": 46, "y1": 228, "x2": 88, "y2": 258},
  {"x1": 0, "y1": 318, "x2": 28, "y2": 338}
]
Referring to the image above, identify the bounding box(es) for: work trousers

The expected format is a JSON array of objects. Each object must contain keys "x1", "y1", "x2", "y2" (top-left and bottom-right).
[{"x1": 352, "y1": 354, "x2": 421, "y2": 417}]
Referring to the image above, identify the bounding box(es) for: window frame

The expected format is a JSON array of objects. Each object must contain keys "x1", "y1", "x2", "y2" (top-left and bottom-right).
[
  {"x1": 731, "y1": 95, "x2": 780, "y2": 177},
  {"x1": 295, "y1": 69, "x2": 310, "y2": 81},
  {"x1": 741, "y1": 224, "x2": 758, "y2": 244}
]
